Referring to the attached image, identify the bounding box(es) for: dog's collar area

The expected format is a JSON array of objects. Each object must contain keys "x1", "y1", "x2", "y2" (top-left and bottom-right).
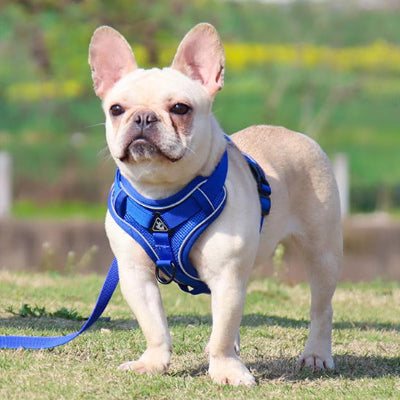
[{"x1": 108, "y1": 137, "x2": 271, "y2": 295}]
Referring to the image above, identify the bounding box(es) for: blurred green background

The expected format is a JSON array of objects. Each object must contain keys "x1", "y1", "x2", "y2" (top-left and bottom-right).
[{"x1": 1, "y1": 0, "x2": 399, "y2": 218}]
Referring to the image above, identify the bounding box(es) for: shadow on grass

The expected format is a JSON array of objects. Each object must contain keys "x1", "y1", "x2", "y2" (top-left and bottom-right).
[
  {"x1": 1, "y1": 313, "x2": 399, "y2": 333},
  {"x1": 243, "y1": 314, "x2": 400, "y2": 332},
  {"x1": 175, "y1": 354, "x2": 400, "y2": 382},
  {"x1": 1, "y1": 314, "x2": 399, "y2": 381},
  {"x1": 248, "y1": 354, "x2": 400, "y2": 381},
  {"x1": 0, "y1": 315, "x2": 120, "y2": 334},
  {"x1": 169, "y1": 313, "x2": 400, "y2": 332}
]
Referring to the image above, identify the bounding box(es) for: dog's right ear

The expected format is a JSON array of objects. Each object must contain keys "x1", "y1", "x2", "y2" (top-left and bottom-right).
[
  {"x1": 171, "y1": 23, "x2": 225, "y2": 98},
  {"x1": 89, "y1": 26, "x2": 137, "y2": 99}
]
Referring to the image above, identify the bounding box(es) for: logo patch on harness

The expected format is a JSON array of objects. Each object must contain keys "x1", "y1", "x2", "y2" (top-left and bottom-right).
[{"x1": 151, "y1": 214, "x2": 169, "y2": 232}]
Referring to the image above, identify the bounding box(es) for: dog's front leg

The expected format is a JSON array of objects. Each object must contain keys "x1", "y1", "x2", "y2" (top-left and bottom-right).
[
  {"x1": 117, "y1": 263, "x2": 172, "y2": 374},
  {"x1": 106, "y1": 214, "x2": 172, "y2": 374},
  {"x1": 207, "y1": 276, "x2": 256, "y2": 387}
]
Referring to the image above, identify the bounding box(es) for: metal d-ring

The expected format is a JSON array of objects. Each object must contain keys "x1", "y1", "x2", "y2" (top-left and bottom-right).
[{"x1": 155, "y1": 261, "x2": 176, "y2": 285}]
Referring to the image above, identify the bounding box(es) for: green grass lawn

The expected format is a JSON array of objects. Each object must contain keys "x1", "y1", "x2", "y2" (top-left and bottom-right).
[{"x1": 0, "y1": 272, "x2": 399, "y2": 399}]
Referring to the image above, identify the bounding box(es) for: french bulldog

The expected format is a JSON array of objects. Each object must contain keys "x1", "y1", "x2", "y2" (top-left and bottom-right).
[{"x1": 88, "y1": 23, "x2": 342, "y2": 386}]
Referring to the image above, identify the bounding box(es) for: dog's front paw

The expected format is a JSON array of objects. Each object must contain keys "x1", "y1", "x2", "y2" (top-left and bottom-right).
[
  {"x1": 298, "y1": 353, "x2": 334, "y2": 371},
  {"x1": 209, "y1": 356, "x2": 256, "y2": 387},
  {"x1": 118, "y1": 359, "x2": 170, "y2": 375},
  {"x1": 118, "y1": 348, "x2": 170, "y2": 375}
]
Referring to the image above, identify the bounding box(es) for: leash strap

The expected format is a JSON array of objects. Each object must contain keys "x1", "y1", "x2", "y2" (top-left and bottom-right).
[{"x1": 0, "y1": 258, "x2": 119, "y2": 350}]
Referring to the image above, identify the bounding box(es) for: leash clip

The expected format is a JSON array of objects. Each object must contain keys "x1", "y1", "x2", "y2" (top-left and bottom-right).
[{"x1": 155, "y1": 261, "x2": 176, "y2": 285}]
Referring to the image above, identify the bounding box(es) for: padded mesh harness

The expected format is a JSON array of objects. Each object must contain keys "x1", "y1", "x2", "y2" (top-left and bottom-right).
[{"x1": 108, "y1": 140, "x2": 271, "y2": 295}]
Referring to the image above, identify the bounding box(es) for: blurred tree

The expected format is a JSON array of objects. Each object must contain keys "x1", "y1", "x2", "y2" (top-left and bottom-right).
[
  {"x1": 0, "y1": 0, "x2": 210, "y2": 73},
  {"x1": 78, "y1": 0, "x2": 197, "y2": 64}
]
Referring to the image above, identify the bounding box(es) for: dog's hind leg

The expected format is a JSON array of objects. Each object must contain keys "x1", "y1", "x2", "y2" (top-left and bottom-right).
[{"x1": 296, "y1": 220, "x2": 342, "y2": 370}]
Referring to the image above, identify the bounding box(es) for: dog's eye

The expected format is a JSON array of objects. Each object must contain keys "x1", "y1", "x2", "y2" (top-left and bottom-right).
[
  {"x1": 170, "y1": 103, "x2": 191, "y2": 115},
  {"x1": 110, "y1": 104, "x2": 125, "y2": 116}
]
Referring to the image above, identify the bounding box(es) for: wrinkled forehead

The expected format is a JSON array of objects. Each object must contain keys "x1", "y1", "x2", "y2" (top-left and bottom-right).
[{"x1": 105, "y1": 68, "x2": 208, "y2": 108}]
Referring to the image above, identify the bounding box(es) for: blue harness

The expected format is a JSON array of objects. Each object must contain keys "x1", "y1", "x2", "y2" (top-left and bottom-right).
[
  {"x1": 0, "y1": 138, "x2": 270, "y2": 349},
  {"x1": 108, "y1": 140, "x2": 271, "y2": 295}
]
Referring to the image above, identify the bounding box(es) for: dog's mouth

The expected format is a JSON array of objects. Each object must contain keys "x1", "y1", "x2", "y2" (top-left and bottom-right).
[
  {"x1": 118, "y1": 137, "x2": 184, "y2": 163},
  {"x1": 118, "y1": 137, "x2": 157, "y2": 162}
]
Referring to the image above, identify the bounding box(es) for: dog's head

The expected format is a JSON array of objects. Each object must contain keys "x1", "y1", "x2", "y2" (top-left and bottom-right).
[{"x1": 89, "y1": 23, "x2": 225, "y2": 188}]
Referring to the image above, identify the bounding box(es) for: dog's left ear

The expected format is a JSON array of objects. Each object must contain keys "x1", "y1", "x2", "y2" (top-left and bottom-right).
[
  {"x1": 171, "y1": 23, "x2": 225, "y2": 98},
  {"x1": 89, "y1": 26, "x2": 137, "y2": 99}
]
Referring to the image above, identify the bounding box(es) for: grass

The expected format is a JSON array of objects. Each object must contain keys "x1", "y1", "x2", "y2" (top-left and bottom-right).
[{"x1": 0, "y1": 272, "x2": 399, "y2": 399}]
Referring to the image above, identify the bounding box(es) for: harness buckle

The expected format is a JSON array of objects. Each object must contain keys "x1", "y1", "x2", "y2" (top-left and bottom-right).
[{"x1": 155, "y1": 261, "x2": 176, "y2": 285}]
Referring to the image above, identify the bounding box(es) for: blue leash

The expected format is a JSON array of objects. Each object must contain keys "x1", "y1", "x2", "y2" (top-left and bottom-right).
[{"x1": 0, "y1": 258, "x2": 119, "y2": 350}]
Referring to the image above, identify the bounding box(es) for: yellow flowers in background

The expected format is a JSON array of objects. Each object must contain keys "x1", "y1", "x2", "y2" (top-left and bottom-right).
[
  {"x1": 223, "y1": 40, "x2": 400, "y2": 73},
  {"x1": 6, "y1": 40, "x2": 400, "y2": 102},
  {"x1": 6, "y1": 80, "x2": 83, "y2": 102}
]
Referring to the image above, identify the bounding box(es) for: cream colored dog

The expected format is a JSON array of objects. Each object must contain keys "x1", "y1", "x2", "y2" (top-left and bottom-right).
[{"x1": 89, "y1": 23, "x2": 342, "y2": 386}]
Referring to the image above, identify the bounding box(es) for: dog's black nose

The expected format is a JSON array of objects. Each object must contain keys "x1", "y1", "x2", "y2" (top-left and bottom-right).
[{"x1": 133, "y1": 110, "x2": 159, "y2": 128}]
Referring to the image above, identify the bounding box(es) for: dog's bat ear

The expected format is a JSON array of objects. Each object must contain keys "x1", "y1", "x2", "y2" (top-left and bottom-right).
[
  {"x1": 89, "y1": 26, "x2": 137, "y2": 99},
  {"x1": 171, "y1": 23, "x2": 225, "y2": 98}
]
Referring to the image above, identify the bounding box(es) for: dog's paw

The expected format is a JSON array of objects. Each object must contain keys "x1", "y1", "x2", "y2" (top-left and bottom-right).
[
  {"x1": 118, "y1": 359, "x2": 169, "y2": 375},
  {"x1": 209, "y1": 356, "x2": 256, "y2": 387},
  {"x1": 118, "y1": 348, "x2": 170, "y2": 375},
  {"x1": 298, "y1": 354, "x2": 334, "y2": 371}
]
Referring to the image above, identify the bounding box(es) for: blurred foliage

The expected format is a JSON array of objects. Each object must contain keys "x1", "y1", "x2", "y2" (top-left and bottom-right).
[
  {"x1": 225, "y1": 41, "x2": 400, "y2": 73},
  {"x1": 1, "y1": 0, "x2": 400, "y2": 213},
  {"x1": 5, "y1": 40, "x2": 400, "y2": 102}
]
